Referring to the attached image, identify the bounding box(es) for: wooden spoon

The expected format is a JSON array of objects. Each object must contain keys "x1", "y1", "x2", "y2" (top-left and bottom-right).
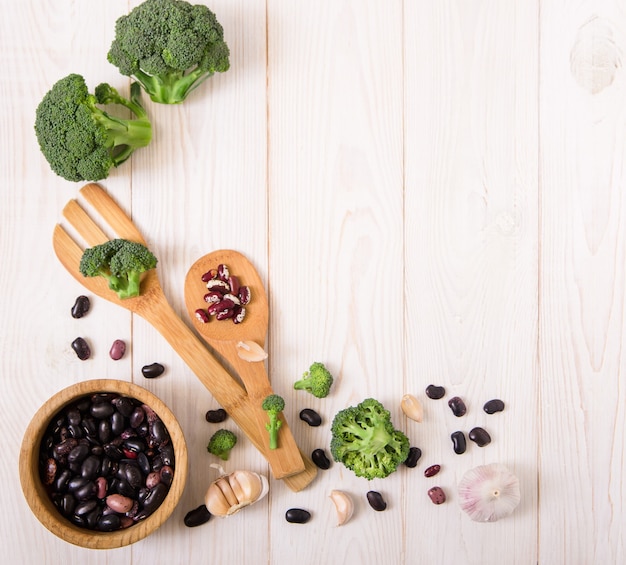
[{"x1": 184, "y1": 250, "x2": 317, "y2": 487}]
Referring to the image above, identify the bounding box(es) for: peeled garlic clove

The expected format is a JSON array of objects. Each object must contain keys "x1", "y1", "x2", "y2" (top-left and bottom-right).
[
  {"x1": 457, "y1": 463, "x2": 520, "y2": 522},
  {"x1": 329, "y1": 490, "x2": 354, "y2": 526},
  {"x1": 205, "y1": 469, "x2": 269, "y2": 517},
  {"x1": 401, "y1": 394, "x2": 423, "y2": 422},
  {"x1": 236, "y1": 340, "x2": 268, "y2": 362}
]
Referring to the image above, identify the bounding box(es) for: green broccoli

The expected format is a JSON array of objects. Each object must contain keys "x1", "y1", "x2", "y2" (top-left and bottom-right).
[
  {"x1": 79, "y1": 239, "x2": 158, "y2": 299},
  {"x1": 206, "y1": 429, "x2": 237, "y2": 461},
  {"x1": 261, "y1": 394, "x2": 285, "y2": 450},
  {"x1": 107, "y1": 0, "x2": 230, "y2": 104},
  {"x1": 293, "y1": 362, "x2": 334, "y2": 398},
  {"x1": 34, "y1": 74, "x2": 152, "y2": 182},
  {"x1": 330, "y1": 398, "x2": 410, "y2": 480}
]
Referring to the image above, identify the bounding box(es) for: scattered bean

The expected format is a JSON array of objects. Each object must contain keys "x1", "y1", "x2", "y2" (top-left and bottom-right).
[
  {"x1": 424, "y1": 464, "x2": 441, "y2": 477},
  {"x1": 448, "y1": 396, "x2": 467, "y2": 417},
  {"x1": 184, "y1": 505, "x2": 212, "y2": 527},
  {"x1": 109, "y1": 339, "x2": 126, "y2": 361},
  {"x1": 285, "y1": 508, "x2": 311, "y2": 524},
  {"x1": 483, "y1": 399, "x2": 505, "y2": 414},
  {"x1": 311, "y1": 448, "x2": 331, "y2": 470},
  {"x1": 451, "y1": 431, "x2": 467, "y2": 454},
  {"x1": 404, "y1": 446, "x2": 422, "y2": 468},
  {"x1": 141, "y1": 363, "x2": 165, "y2": 379},
  {"x1": 71, "y1": 295, "x2": 91, "y2": 319},
  {"x1": 299, "y1": 408, "x2": 322, "y2": 427},
  {"x1": 71, "y1": 337, "x2": 91, "y2": 360},
  {"x1": 366, "y1": 490, "x2": 387, "y2": 511},
  {"x1": 425, "y1": 384, "x2": 445, "y2": 399},
  {"x1": 195, "y1": 308, "x2": 210, "y2": 323},
  {"x1": 427, "y1": 486, "x2": 446, "y2": 505},
  {"x1": 205, "y1": 408, "x2": 228, "y2": 423},
  {"x1": 468, "y1": 426, "x2": 492, "y2": 447},
  {"x1": 39, "y1": 392, "x2": 175, "y2": 532}
]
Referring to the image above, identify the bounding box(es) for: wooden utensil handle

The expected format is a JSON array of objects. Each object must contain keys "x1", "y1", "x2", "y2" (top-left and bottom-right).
[{"x1": 138, "y1": 300, "x2": 307, "y2": 479}]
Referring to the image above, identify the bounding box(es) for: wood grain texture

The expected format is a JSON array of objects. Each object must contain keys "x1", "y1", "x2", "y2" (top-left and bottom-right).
[{"x1": 2, "y1": 0, "x2": 626, "y2": 563}]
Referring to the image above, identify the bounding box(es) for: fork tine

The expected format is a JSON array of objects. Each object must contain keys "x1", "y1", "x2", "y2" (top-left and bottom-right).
[
  {"x1": 80, "y1": 183, "x2": 147, "y2": 245},
  {"x1": 62, "y1": 200, "x2": 109, "y2": 247}
]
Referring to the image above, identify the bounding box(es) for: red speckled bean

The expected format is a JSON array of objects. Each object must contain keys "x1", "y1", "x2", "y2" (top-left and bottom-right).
[
  {"x1": 427, "y1": 486, "x2": 446, "y2": 505},
  {"x1": 109, "y1": 339, "x2": 126, "y2": 360},
  {"x1": 106, "y1": 494, "x2": 134, "y2": 513}
]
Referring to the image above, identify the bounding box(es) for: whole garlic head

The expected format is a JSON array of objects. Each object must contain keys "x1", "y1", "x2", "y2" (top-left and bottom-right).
[
  {"x1": 205, "y1": 467, "x2": 269, "y2": 517},
  {"x1": 457, "y1": 463, "x2": 520, "y2": 522}
]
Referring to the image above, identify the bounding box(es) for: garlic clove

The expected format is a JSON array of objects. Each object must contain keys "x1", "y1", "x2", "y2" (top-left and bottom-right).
[
  {"x1": 457, "y1": 463, "x2": 521, "y2": 522},
  {"x1": 329, "y1": 490, "x2": 354, "y2": 526},
  {"x1": 401, "y1": 393, "x2": 424, "y2": 422},
  {"x1": 236, "y1": 340, "x2": 268, "y2": 362},
  {"x1": 205, "y1": 469, "x2": 269, "y2": 517}
]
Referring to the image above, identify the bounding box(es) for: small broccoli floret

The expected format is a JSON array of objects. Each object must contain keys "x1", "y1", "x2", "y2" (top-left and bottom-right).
[
  {"x1": 330, "y1": 398, "x2": 410, "y2": 480},
  {"x1": 261, "y1": 394, "x2": 285, "y2": 450},
  {"x1": 79, "y1": 239, "x2": 158, "y2": 299},
  {"x1": 108, "y1": 0, "x2": 230, "y2": 104},
  {"x1": 34, "y1": 74, "x2": 152, "y2": 181},
  {"x1": 206, "y1": 429, "x2": 237, "y2": 461},
  {"x1": 293, "y1": 362, "x2": 334, "y2": 398}
]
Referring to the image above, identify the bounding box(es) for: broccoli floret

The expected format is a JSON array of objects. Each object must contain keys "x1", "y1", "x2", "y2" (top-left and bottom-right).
[
  {"x1": 34, "y1": 74, "x2": 152, "y2": 182},
  {"x1": 206, "y1": 429, "x2": 237, "y2": 461},
  {"x1": 330, "y1": 398, "x2": 410, "y2": 480},
  {"x1": 107, "y1": 0, "x2": 230, "y2": 104},
  {"x1": 79, "y1": 239, "x2": 158, "y2": 299},
  {"x1": 294, "y1": 362, "x2": 334, "y2": 398},
  {"x1": 261, "y1": 394, "x2": 285, "y2": 450}
]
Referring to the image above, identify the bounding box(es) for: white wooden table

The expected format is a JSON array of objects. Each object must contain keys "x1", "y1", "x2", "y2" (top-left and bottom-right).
[{"x1": 2, "y1": 1, "x2": 625, "y2": 563}]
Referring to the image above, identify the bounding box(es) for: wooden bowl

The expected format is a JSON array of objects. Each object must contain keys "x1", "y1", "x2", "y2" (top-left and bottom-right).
[{"x1": 19, "y1": 379, "x2": 188, "y2": 549}]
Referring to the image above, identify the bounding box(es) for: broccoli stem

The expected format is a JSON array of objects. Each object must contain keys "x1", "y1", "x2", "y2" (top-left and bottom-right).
[
  {"x1": 133, "y1": 68, "x2": 213, "y2": 104},
  {"x1": 266, "y1": 414, "x2": 281, "y2": 450}
]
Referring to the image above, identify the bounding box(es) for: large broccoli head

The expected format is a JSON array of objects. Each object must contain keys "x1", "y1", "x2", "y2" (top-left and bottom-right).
[
  {"x1": 330, "y1": 398, "x2": 410, "y2": 480},
  {"x1": 107, "y1": 0, "x2": 230, "y2": 104},
  {"x1": 34, "y1": 74, "x2": 152, "y2": 182}
]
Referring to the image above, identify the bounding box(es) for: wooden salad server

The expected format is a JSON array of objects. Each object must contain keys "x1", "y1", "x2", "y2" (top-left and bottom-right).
[
  {"x1": 184, "y1": 250, "x2": 318, "y2": 487},
  {"x1": 51, "y1": 183, "x2": 315, "y2": 491}
]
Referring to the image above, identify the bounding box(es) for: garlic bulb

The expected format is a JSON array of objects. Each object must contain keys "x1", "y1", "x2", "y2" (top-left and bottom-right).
[
  {"x1": 205, "y1": 466, "x2": 269, "y2": 517},
  {"x1": 457, "y1": 463, "x2": 520, "y2": 522},
  {"x1": 236, "y1": 340, "x2": 268, "y2": 362},
  {"x1": 329, "y1": 490, "x2": 354, "y2": 526}
]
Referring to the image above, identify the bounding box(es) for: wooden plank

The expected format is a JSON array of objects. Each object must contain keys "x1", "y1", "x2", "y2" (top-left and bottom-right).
[
  {"x1": 266, "y1": 1, "x2": 404, "y2": 563},
  {"x1": 539, "y1": 3, "x2": 626, "y2": 563},
  {"x1": 404, "y1": 1, "x2": 539, "y2": 563}
]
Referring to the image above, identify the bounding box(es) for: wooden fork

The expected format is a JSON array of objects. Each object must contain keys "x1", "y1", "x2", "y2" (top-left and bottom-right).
[{"x1": 52, "y1": 183, "x2": 315, "y2": 491}]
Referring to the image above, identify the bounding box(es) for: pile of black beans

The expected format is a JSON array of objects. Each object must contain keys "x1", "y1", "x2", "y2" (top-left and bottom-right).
[{"x1": 39, "y1": 392, "x2": 175, "y2": 532}]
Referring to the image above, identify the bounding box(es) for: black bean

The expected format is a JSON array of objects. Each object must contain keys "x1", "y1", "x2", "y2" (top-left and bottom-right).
[
  {"x1": 71, "y1": 337, "x2": 91, "y2": 360},
  {"x1": 184, "y1": 505, "x2": 212, "y2": 527},
  {"x1": 299, "y1": 408, "x2": 322, "y2": 427},
  {"x1": 136, "y1": 452, "x2": 151, "y2": 475},
  {"x1": 205, "y1": 408, "x2": 228, "y2": 423},
  {"x1": 285, "y1": 508, "x2": 311, "y2": 524},
  {"x1": 97, "y1": 514, "x2": 121, "y2": 532},
  {"x1": 142, "y1": 483, "x2": 168, "y2": 515},
  {"x1": 81, "y1": 455, "x2": 101, "y2": 480},
  {"x1": 71, "y1": 295, "x2": 91, "y2": 319},
  {"x1": 124, "y1": 438, "x2": 147, "y2": 454},
  {"x1": 74, "y1": 499, "x2": 97, "y2": 516},
  {"x1": 75, "y1": 481, "x2": 97, "y2": 501},
  {"x1": 110, "y1": 412, "x2": 125, "y2": 436},
  {"x1": 483, "y1": 399, "x2": 505, "y2": 414},
  {"x1": 404, "y1": 446, "x2": 422, "y2": 468},
  {"x1": 311, "y1": 448, "x2": 331, "y2": 470},
  {"x1": 130, "y1": 407, "x2": 145, "y2": 428},
  {"x1": 141, "y1": 362, "x2": 165, "y2": 379},
  {"x1": 425, "y1": 384, "x2": 446, "y2": 399},
  {"x1": 67, "y1": 443, "x2": 90, "y2": 465},
  {"x1": 67, "y1": 409, "x2": 81, "y2": 426},
  {"x1": 91, "y1": 402, "x2": 115, "y2": 419},
  {"x1": 159, "y1": 444, "x2": 175, "y2": 467},
  {"x1": 151, "y1": 421, "x2": 169, "y2": 445},
  {"x1": 451, "y1": 431, "x2": 467, "y2": 454},
  {"x1": 366, "y1": 491, "x2": 387, "y2": 511},
  {"x1": 468, "y1": 426, "x2": 492, "y2": 447},
  {"x1": 448, "y1": 396, "x2": 467, "y2": 417}
]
